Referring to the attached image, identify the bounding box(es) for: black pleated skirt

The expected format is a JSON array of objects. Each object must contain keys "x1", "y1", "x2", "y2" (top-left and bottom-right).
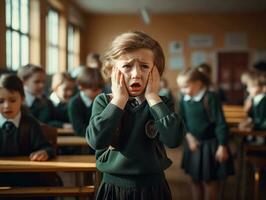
[
  {"x1": 96, "y1": 179, "x2": 172, "y2": 200},
  {"x1": 181, "y1": 137, "x2": 235, "y2": 181}
]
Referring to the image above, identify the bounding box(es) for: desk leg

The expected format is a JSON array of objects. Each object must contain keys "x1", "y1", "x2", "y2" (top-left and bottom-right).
[
  {"x1": 254, "y1": 167, "x2": 260, "y2": 200},
  {"x1": 236, "y1": 138, "x2": 244, "y2": 200}
]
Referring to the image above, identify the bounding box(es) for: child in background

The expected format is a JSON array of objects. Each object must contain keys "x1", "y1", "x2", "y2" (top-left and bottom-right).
[
  {"x1": 87, "y1": 31, "x2": 185, "y2": 200},
  {"x1": 17, "y1": 64, "x2": 55, "y2": 125},
  {"x1": 239, "y1": 71, "x2": 266, "y2": 144},
  {"x1": 0, "y1": 74, "x2": 55, "y2": 190},
  {"x1": 50, "y1": 72, "x2": 75, "y2": 128},
  {"x1": 159, "y1": 77, "x2": 174, "y2": 104},
  {"x1": 86, "y1": 52, "x2": 102, "y2": 69},
  {"x1": 68, "y1": 67, "x2": 104, "y2": 137},
  {"x1": 177, "y1": 67, "x2": 234, "y2": 200},
  {"x1": 197, "y1": 63, "x2": 227, "y2": 104}
]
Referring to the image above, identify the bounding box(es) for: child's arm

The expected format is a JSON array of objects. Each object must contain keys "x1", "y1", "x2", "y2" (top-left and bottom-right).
[
  {"x1": 209, "y1": 92, "x2": 229, "y2": 146},
  {"x1": 29, "y1": 119, "x2": 56, "y2": 159},
  {"x1": 186, "y1": 133, "x2": 200, "y2": 152},
  {"x1": 87, "y1": 68, "x2": 127, "y2": 150},
  {"x1": 215, "y1": 145, "x2": 229, "y2": 163}
]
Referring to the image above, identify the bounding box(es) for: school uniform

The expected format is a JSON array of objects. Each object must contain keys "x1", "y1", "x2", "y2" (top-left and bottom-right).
[
  {"x1": 24, "y1": 89, "x2": 55, "y2": 125},
  {"x1": 0, "y1": 110, "x2": 56, "y2": 187},
  {"x1": 251, "y1": 93, "x2": 266, "y2": 130},
  {"x1": 49, "y1": 92, "x2": 70, "y2": 128},
  {"x1": 87, "y1": 93, "x2": 185, "y2": 200},
  {"x1": 68, "y1": 91, "x2": 92, "y2": 137},
  {"x1": 179, "y1": 89, "x2": 234, "y2": 181}
]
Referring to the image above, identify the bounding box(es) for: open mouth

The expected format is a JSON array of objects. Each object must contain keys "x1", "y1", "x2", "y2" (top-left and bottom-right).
[{"x1": 130, "y1": 83, "x2": 142, "y2": 92}]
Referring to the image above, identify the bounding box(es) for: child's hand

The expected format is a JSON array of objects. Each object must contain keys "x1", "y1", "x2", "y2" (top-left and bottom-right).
[
  {"x1": 215, "y1": 145, "x2": 229, "y2": 163},
  {"x1": 145, "y1": 66, "x2": 162, "y2": 106},
  {"x1": 29, "y1": 150, "x2": 49, "y2": 161},
  {"x1": 238, "y1": 117, "x2": 253, "y2": 131},
  {"x1": 186, "y1": 133, "x2": 200, "y2": 152},
  {"x1": 110, "y1": 67, "x2": 128, "y2": 109}
]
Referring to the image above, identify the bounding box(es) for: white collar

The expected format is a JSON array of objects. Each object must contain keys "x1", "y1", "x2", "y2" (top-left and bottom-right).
[
  {"x1": 24, "y1": 89, "x2": 37, "y2": 107},
  {"x1": 184, "y1": 88, "x2": 207, "y2": 102},
  {"x1": 0, "y1": 111, "x2": 21, "y2": 128},
  {"x1": 50, "y1": 92, "x2": 61, "y2": 106},
  {"x1": 253, "y1": 93, "x2": 265, "y2": 106},
  {"x1": 80, "y1": 91, "x2": 92, "y2": 108},
  {"x1": 129, "y1": 95, "x2": 145, "y2": 105}
]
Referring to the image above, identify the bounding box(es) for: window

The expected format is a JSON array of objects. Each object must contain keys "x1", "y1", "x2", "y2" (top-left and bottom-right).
[
  {"x1": 6, "y1": 0, "x2": 29, "y2": 70},
  {"x1": 46, "y1": 9, "x2": 59, "y2": 74},
  {"x1": 67, "y1": 24, "x2": 80, "y2": 72}
]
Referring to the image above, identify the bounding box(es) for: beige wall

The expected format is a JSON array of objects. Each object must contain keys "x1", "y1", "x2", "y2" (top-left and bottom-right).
[{"x1": 85, "y1": 12, "x2": 266, "y2": 93}]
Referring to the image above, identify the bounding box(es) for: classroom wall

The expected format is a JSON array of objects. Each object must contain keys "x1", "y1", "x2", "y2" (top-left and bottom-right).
[{"x1": 84, "y1": 12, "x2": 266, "y2": 93}]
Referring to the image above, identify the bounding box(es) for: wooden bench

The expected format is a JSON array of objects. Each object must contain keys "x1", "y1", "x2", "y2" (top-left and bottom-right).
[
  {"x1": 0, "y1": 186, "x2": 94, "y2": 197},
  {"x1": 222, "y1": 105, "x2": 247, "y2": 127}
]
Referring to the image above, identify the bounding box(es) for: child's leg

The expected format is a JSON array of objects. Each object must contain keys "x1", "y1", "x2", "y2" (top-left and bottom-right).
[
  {"x1": 203, "y1": 181, "x2": 218, "y2": 200},
  {"x1": 191, "y1": 179, "x2": 204, "y2": 200}
]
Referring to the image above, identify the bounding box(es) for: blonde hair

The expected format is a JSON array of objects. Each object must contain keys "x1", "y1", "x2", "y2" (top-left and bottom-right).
[
  {"x1": 51, "y1": 72, "x2": 74, "y2": 91},
  {"x1": 102, "y1": 31, "x2": 165, "y2": 80}
]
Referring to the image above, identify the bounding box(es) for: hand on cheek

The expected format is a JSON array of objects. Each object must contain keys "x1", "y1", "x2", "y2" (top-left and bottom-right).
[
  {"x1": 145, "y1": 66, "x2": 162, "y2": 106},
  {"x1": 110, "y1": 67, "x2": 129, "y2": 109},
  {"x1": 145, "y1": 66, "x2": 160, "y2": 97}
]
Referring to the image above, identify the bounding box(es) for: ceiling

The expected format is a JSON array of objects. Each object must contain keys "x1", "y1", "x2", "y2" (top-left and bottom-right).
[{"x1": 76, "y1": 0, "x2": 266, "y2": 14}]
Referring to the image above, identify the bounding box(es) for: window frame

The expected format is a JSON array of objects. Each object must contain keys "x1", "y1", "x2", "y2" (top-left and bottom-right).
[{"x1": 5, "y1": 0, "x2": 30, "y2": 70}]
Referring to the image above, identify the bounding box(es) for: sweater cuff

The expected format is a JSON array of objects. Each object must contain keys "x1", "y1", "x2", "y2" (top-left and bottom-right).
[{"x1": 149, "y1": 102, "x2": 171, "y2": 120}]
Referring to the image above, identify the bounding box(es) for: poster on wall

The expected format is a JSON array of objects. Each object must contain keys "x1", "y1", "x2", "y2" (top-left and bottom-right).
[
  {"x1": 169, "y1": 41, "x2": 183, "y2": 54},
  {"x1": 189, "y1": 34, "x2": 214, "y2": 48},
  {"x1": 224, "y1": 32, "x2": 248, "y2": 49},
  {"x1": 191, "y1": 51, "x2": 208, "y2": 67},
  {"x1": 169, "y1": 56, "x2": 184, "y2": 70}
]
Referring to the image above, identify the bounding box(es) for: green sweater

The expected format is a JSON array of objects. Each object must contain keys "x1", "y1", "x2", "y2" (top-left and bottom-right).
[
  {"x1": 68, "y1": 93, "x2": 92, "y2": 137},
  {"x1": 252, "y1": 94, "x2": 266, "y2": 130},
  {"x1": 179, "y1": 91, "x2": 228, "y2": 145},
  {"x1": 87, "y1": 93, "x2": 185, "y2": 186}
]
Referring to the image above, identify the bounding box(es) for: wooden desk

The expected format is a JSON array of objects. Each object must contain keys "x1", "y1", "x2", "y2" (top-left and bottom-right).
[
  {"x1": 57, "y1": 136, "x2": 88, "y2": 147},
  {"x1": 57, "y1": 127, "x2": 75, "y2": 136},
  {"x1": 230, "y1": 128, "x2": 266, "y2": 200},
  {"x1": 0, "y1": 155, "x2": 95, "y2": 172},
  {"x1": 0, "y1": 155, "x2": 98, "y2": 198},
  {"x1": 230, "y1": 127, "x2": 266, "y2": 137}
]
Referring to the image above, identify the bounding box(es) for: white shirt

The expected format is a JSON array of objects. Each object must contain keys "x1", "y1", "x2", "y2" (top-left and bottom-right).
[
  {"x1": 0, "y1": 111, "x2": 21, "y2": 128},
  {"x1": 50, "y1": 92, "x2": 61, "y2": 106},
  {"x1": 253, "y1": 93, "x2": 265, "y2": 106},
  {"x1": 80, "y1": 91, "x2": 93, "y2": 108},
  {"x1": 183, "y1": 88, "x2": 207, "y2": 102},
  {"x1": 24, "y1": 89, "x2": 37, "y2": 107}
]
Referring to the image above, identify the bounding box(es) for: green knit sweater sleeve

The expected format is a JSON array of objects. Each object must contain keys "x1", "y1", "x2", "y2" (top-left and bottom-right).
[
  {"x1": 149, "y1": 96, "x2": 185, "y2": 148},
  {"x1": 86, "y1": 94, "x2": 124, "y2": 149},
  {"x1": 209, "y1": 92, "x2": 229, "y2": 145}
]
